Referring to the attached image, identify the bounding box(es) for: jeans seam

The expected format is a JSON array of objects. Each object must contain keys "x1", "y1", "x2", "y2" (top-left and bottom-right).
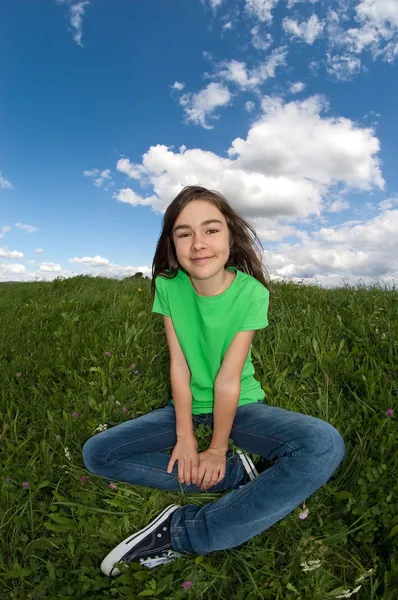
[
  {"x1": 203, "y1": 458, "x2": 284, "y2": 518},
  {"x1": 104, "y1": 428, "x2": 176, "y2": 462},
  {"x1": 231, "y1": 426, "x2": 299, "y2": 454}
]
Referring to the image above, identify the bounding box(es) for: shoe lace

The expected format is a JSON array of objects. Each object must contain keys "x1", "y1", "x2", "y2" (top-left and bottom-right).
[{"x1": 139, "y1": 550, "x2": 181, "y2": 569}]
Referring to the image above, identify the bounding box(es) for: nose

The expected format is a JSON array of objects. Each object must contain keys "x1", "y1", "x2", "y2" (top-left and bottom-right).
[{"x1": 191, "y1": 232, "x2": 207, "y2": 251}]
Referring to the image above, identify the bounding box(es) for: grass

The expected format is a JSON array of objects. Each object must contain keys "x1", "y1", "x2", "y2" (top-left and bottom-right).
[{"x1": 0, "y1": 274, "x2": 397, "y2": 599}]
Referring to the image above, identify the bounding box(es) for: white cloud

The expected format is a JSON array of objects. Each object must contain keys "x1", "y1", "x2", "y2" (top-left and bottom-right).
[
  {"x1": 84, "y1": 168, "x2": 112, "y2": 188},
  {"x1": 69, "y1": 255, "x2": 111, "y2": 266},
  {"x1": 57, "y1": 1, "x2": 90, "y2": 46},
  {"x1": 223, "y1": 21, "x2": 233, "y2": 30},
  {"x1": 113, "y1": 188, "x2": 156, "y2": 208},
  {"x1": 179, "y1": 82, "x2": 232, "y2": 129},
  {"x1": 40, "y1": 262, "x2": 62, "y2": 272},
  {"x1": 357, "y1": 0, "x2": 398, "y2": 28},
  {"x1": 217, "y1": 47, "x2": 287, "y2": 90},
  {"x1": 245, "y1": 100, "x2": 256, "y2": 112},
  {"x1": 324, "y1": 0, "x2": 398, "y2": 72},
  {"x1": 283, "y1": 14, "x2": 325, "y2": 44},
  {"x1": 15, "y1": 222, "x2": 38, "y2": 233},
  {"x1": 0, "y1": 263, "x2": 26, "y2": 279},
  {"x1": 326, "y1": 53, "x2": 362, "y2": 80},
  {"x1": 27, "y1": 260, "x2": 37, "y2": 265},
  {"x1": 0, "y1": 226, "x2": 11, "y2": 239},
  {"x1": 379, "y1": 196, "x2": 397, "y2": 210},
  {"x1": 327, "y1": 198, "x2": 351, "y2": 212},
  {"x1": 171, "y1": 81, "x2": 185, "y2": 91},
  {"x1": 251, "y1": 26, "x2": 273, "y2": 50},
  {"x1": 34, "y1": 248, "x2": 44, "y2": 253},
  {"x1": 0, "y1": 247, "x2": 24, "y2": 259},
  {"x1": 290, "y1": 81, "x2": 306, "y2": 94},
  {"x1": 245, "y1": 0, "x2": 280, "y2": 23},
  {"x1": 113, "y1": 95, "x2": 384, "y2": 221},
  {"x1": 0, "y1": 172, "x2": 13, "y2": 189},
  {"x1": 209, "y1": 0, "x2": 223, "y2": 9}
]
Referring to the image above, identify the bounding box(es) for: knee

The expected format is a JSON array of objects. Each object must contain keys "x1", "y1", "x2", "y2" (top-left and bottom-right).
[
  {"x1": 82, "y1": 435, "x2": 103, "y2": 474},
  {"x1": 314, "y1": 421, "x2": 345, "y2": 468}
]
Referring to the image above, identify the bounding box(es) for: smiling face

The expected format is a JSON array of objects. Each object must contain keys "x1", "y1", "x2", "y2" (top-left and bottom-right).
[{"x1": 172, "y1": 199, "x2": 231, "y2": 280}]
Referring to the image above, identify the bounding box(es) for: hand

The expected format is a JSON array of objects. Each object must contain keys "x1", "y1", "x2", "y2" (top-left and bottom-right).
[
  {"x1": 167, "y1": 435, "x2": 199, "y2": 486},
  {"x1": 196, "y1": 448, "x2": 227, "y2": 490}
]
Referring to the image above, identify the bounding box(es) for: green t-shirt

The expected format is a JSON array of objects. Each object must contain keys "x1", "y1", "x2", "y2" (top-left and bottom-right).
[{"x1": 152, "y1": 267, "x2": 269, "y2": 415}]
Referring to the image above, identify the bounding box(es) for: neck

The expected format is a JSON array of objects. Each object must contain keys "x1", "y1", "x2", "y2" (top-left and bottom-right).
[{"x1": 189, "y1": 267, "x2": 235, "y2": 297}]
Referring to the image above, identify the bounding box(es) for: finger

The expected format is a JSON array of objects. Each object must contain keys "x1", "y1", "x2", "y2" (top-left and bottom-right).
[
  {"x1": 191, "y1": 459, "x2": 198, "y2": 485},
  {"x1": 167, "y1": 455, "x2": 175, "y2": 474},
  {"x1": 197, "y1": 463, "x2": 206, "y2": 488},
  {"x1": 201, "y1": 468, "x2": 214, "y2": 490},
  {"x1": 184, "y1": 459, "x2": 191, "y2": 487},
  {"x1": 178, "y1": 459, "x2": 185, "y2": 484},
  {"x1": 216, "y1": 467, "x2": 226, "y2": 486}
]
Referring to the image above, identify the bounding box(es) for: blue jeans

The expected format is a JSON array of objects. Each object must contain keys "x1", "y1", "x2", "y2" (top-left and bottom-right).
[{"x1": 82, "y1": 400, "x2": 345, "y2": 556}]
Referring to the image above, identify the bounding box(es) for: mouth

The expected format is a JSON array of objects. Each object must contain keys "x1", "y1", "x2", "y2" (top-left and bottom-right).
[{"x1": 191, "y1": 256, "x2": 214, "y2": 264}]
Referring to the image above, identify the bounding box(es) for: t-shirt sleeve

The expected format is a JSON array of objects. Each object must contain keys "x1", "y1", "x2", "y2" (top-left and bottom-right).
[
  {"x1": 152, "y1": 276, "x2": 171, "y2": 317},
  {"x1": 238, "y1": 283, "x2": 269, "y2": 331}
]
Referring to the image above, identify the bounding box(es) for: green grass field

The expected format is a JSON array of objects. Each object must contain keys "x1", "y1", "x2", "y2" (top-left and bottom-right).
[{"x1": 1, "y1": 275, "x2": 397, "y2": 599}]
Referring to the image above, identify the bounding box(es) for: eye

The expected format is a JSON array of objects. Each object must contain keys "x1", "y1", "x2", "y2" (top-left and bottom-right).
[
  {"x1": 206, "y1": 229, "x2": 219, "y2": 234},
  {"x1": 177, "y1": 233, "x2": 191, "y2": 238}
]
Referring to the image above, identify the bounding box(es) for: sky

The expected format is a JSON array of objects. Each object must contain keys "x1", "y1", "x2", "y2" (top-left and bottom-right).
[{"x1": 1, "y1": 0, "x2": 398, "y2": 287}]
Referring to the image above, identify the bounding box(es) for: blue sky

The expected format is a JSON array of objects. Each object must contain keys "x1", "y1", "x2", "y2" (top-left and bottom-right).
[{"x1": 1, "y1": 0, "x2": 398, "y2": 285}]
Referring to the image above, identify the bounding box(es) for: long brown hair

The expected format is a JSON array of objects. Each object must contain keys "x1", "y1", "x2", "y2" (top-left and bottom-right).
[{"x1": 151, "y1": 186, "x2": 272, "y2": 299}]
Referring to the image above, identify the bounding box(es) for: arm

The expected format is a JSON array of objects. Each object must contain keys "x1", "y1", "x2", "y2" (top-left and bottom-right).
[
  {"x1": 163, "y1": 315, "x2": 193, "y2": 439},
  {"x1": 209, "y1": 330, "x2": 256, "y2": 452}
]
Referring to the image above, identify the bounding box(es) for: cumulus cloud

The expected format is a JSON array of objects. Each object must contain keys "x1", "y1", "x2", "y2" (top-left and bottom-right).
[
  {"x1": 289, "y1": 80, "x2": 306, "y2": 94},
  {"x1": 0, "y1": 263, "x2": 26, "y2": 280},
  {"x1": 327, "y1": 198, "x2": 351, "y2": 212},
  {"x1": 112, "y1": 95, "x2": 384, "y2": 221},
  {"x1": 179, "y1": 82, "x2": 232, "y2": 129},
  {"x1": 40, "y1": 262, "x2": 62, "y2": 272},
  {"x1": 324, "y1": 0, "x2": 398, "y2": 76},
  {"x1": 0, "y1": 226, "x2": 11, "y2": 239},
  {"x1": 326, "y1": 53, "x2": 362, "y2": 80},
  {"x1": 58, "y1": 1, "x2": 90, "y2": 46},
  {"x1": 15, "y1": 222, "x2": 38, "y2": 233},
  {"x1": 217, "y1": 47, "x2": 287, "y2": 90},
  {"x1": 0, "y1": 247, "x2": 24, "y2": 259},
  {"x1": 209, "y1": 0, "x2": 223, "y2": 9},
  {"x1": 0, "y1": 172, "x2": 13, "y2": 189},
  {"x1": 223, "y1": 21, "x2": 233, "y2": 30},
  {"x1": 34, "y1": 248, "x2": 44, "y2": 253},
  {"x1": 84, "y1": 168, "x2": 112, "y2": 188},
  {"x1": 171, "y1": 81, "x2": 185, "y2": 91},
  {"x1": 245, "y1": 100, "x2": 256, "y2": 112},
  {"x1": 69, "y1": 255, "x2": 111, "y2": 266},
  {"x1": 250, "y1": 26, "x2": 273, "y2": 50},
  {"x1": 245, "y1": 0, "x2": 280, "y2": 23},
  {"x1": 283, "y1": 14, "x2": 325, "y2": 44}
]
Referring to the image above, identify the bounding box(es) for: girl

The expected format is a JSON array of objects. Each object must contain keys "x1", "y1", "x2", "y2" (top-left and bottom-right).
[{"x1": 82, "y1": 186, "x2": 345, "y2": 576}]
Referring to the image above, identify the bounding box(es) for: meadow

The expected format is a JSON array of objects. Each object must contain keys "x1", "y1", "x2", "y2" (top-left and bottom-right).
[{"x1": 0, "y1": 274, "x2": 397, "y2": 599}]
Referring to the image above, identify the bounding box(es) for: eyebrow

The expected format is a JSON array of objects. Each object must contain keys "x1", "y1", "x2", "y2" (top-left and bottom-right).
[{"x1": 173, "y1": 219, "x2": 223, "y2": 233}]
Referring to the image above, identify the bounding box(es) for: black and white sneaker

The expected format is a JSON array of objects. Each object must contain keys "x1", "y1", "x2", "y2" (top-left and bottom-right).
[
  {"x1": 236, "y1": 448, "x2": 259, "y2": 486},
  {"x1": 101, "y1": 504, "x2": 182, "y2": 576}
]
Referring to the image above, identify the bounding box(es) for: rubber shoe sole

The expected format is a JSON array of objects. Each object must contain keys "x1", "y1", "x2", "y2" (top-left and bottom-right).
[{"x1": 101, "y1": 504, "x2": 181, "y2": 577}]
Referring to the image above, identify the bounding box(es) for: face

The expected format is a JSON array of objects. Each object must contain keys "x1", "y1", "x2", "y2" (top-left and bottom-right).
[{"x1": 172, "y1": 200, "x2": 231, "y2": 279}]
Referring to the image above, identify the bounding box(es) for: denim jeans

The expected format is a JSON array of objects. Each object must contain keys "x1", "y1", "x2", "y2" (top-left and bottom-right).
[{"x1": 82, "y1": 400, "x2": 345, "y2": 556}]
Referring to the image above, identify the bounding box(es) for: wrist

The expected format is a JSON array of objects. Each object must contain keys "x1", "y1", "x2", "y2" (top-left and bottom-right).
[
  {"x1": 177, "y1": 429, "x2": 195, "y2": 440},
  {"x1": 208, "y1": 445, "x2": 228, "y2": 454}
]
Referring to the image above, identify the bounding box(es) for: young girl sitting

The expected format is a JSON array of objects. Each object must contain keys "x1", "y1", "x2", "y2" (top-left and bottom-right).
[{"x1": 82, "y1": 185, "x2": 345, "y2": 576}]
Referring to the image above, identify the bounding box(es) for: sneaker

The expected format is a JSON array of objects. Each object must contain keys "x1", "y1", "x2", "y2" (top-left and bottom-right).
[
  {"x1": 101, "y1": 504, "x2": 182, "y2": 576},
  {"x1": 236, "y1": 448, "x2": 259, "y2": 486}
]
